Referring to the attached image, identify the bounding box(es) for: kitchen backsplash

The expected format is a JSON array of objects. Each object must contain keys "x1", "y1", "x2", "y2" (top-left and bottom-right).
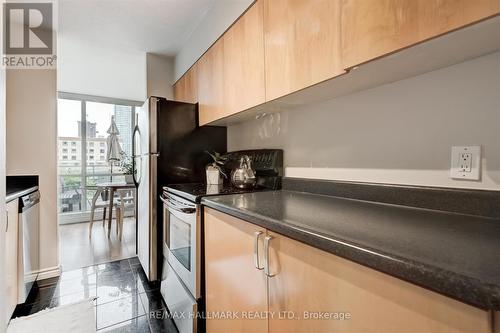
[{"x1": 228, "y1": 51, "x2": 500, "y2": 191}]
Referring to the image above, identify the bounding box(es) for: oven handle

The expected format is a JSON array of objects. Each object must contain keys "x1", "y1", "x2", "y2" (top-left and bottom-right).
[{"x1": 160, "y1": 195, "x2": 196, "y2": 214}]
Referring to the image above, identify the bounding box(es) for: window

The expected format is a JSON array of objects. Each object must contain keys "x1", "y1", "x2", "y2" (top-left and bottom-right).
[{"x1": 57, "y1": 93, "x2": 139, "y2": 220}]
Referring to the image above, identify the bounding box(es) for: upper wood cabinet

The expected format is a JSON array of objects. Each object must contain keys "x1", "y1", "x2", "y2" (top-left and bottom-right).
[
  {"x1": 204, "y1": 208, "x2": 268, "y2": 333},
  {"x1": 223, "y1": 0, "x2": 266, "y2": 117},
  {"x1": 5, "y1": 199, "x2": 19, "y2": 321},
  {"x1": 263, "y1": 0, "x2": 345, "y2": 101},
  {"x1": 173, "y1": 63, "x2": 198, "y2": 104},
  {"x1": 176, "y1": 0, "x2": 499, "y2": 124},
  {"x1": 198, "y1": 39, "x2": 225, "y2": 126},
  {"x1": 341, "y1": 0, "x2": 500, "y2": 69}
]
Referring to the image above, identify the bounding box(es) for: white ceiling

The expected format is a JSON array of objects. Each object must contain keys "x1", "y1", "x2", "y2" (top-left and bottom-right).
[{"x1": 59, "y1": 0, "x2": 218, "y2": 56}]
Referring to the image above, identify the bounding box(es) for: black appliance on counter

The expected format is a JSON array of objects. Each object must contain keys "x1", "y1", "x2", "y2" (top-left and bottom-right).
[
  {"x1": 133, "y1": 96, "x2": 226, "y2": 282},
  {"x1": 160, "y1": 149, "x2": 283, "y2": 333},
  {"x1": 165, "y1": 149, "x2": 283, "y2": 202}
]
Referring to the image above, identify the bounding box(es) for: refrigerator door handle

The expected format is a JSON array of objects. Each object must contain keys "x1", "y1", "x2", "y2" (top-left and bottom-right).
[
  {"x1": 132, "y1": 125, "x2": 141, "y2": 186},
  {"x1": 134, "y1": 152, "x2": 159, "y2": 158}
]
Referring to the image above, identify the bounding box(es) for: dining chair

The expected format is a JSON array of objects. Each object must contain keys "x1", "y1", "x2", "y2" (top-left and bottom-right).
[
  {"x1": 114, "y1": 188, "x2": 135, "y2": 240},
  {"x1": 88, "y1": 187, "x2": 122, "y2": 238}
]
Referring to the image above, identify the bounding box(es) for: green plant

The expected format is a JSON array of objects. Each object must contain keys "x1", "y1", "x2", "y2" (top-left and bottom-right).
[
  {"x1": 206, "y1": 151, "x2": 228, "y2": 178},
  {"x1": 119, "y1": 151, "x2": 134, "y2": 175}
]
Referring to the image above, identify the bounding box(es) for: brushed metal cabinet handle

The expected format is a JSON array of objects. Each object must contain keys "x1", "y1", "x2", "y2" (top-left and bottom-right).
[
  {"x1": 264, "y1": 236, "x2": 275, "y2": 277},
  {"x1": 253, "y1": 231, "x2": 264, "y2": 270}
]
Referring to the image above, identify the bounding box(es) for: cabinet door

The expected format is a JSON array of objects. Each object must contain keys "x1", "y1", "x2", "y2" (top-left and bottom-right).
[
  {"x1": 5, "y1": 199, "x2": 18, "y2": 320},
  {"x1": 173, "y1": 63, "x2": 198, "y2": 104},
  {"x1": 223, "y1": 0, "x2": 265, "y2": 116},
  {"x1": 204, "y1": 208, "x2": 268, "y2": 333},
  {"x1": 263, "y1": 0, "x2": 344, "y2": 101},
  {"x1": 198, "y1": 40, "x2": 225, "y2": 126},
  {"x1": 267, "y1": 231, "x2": 490, "y2": 333},
  {"x1": 341, "y1": 0, "x2": 500, "y2": 69}
]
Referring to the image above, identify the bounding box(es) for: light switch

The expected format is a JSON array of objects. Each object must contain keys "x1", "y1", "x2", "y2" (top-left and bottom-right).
[{"x1": 450, "y1": 146, "x2": 481, "y2": 180}]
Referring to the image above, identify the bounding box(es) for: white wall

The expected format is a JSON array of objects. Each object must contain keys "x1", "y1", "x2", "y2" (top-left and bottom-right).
[
  {"x1": 6, "y1": 69, "x2": 60, "y2": 274},
  {"x1": 228, "y1": 51, "x2": 500, "y2": 191},
  {"x1": 57, "y1": 35, "x2": 147, "y2": 101},
  {"x1": 174, "y1": 0, "x2": 253, "y2": 81},
  {"x1": 0, "y1": 3, "x2": 6, "y2": 330},
  {"x1": 146, "y1": 53, "x2": 174, "y2": 99}
]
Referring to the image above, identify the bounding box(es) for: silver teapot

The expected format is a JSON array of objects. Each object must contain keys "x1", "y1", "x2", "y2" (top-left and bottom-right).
[{"x1": 231, "y1": 155, "x2": 257, "y2": 189}]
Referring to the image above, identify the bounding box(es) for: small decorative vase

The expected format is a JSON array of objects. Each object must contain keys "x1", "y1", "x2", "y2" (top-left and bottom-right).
[
  {"x1": 206, "y1": 167, "x2": 223, "y2": 185},
  {"x1": 125, "y1": 174, "x2": 134, "y2": 184}
]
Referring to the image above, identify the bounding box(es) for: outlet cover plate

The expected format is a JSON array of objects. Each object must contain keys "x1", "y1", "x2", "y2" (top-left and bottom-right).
[{"x1": 450, "y1": 146, "x2": 481, "y2": 180}]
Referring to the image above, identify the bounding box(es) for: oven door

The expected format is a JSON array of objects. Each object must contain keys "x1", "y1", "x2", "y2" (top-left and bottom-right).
[{"x1": 161, "y1": 193, "x2": 200, "y2": 299}]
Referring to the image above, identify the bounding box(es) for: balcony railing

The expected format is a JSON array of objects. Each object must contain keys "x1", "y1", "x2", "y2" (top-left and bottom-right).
[{"x1": 59, "y1": 172, "x2": 128, "y2": 214}]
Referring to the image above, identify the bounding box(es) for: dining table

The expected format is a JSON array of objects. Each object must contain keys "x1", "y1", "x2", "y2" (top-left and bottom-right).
[{"x1": 96, "y1": 182, "x2": 136, "y2": 233}]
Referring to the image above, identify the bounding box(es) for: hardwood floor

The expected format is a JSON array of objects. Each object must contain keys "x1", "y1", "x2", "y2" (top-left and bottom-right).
[{"x1": 59, "y1": 217, "x2": 136, "y2": 271}]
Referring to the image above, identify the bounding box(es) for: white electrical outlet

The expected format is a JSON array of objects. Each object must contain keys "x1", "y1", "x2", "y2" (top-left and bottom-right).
[
  {"x1": 459, "y1": 152, "x2": 472, "y2": 172},
  {"x1": 450, "y1": 146, "x2": 481, "y2": 180}
]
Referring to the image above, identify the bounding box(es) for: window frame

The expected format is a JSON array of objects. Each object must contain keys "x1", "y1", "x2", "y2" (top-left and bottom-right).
[{"x1": 57, "y1": 92, "x2": 143, "y2": 223}]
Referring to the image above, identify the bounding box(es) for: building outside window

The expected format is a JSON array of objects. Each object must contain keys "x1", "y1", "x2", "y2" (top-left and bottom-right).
[{"x1": 57, "y1": 93, "x2": 140, "y2": 223}]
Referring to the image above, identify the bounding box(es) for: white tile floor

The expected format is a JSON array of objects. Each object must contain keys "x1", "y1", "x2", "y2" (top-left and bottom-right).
[{"x1": 59, "y1": 217, "x2": 136, "y2": 271}]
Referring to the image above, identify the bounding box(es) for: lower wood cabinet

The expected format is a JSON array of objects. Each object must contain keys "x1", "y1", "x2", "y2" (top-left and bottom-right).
[
  {"x1": 204, "y1": 208, "x2": 492, "y2": 333},
  {"x1": 5, "y1": 199, "x2": 19, "y2": 321},
  {"x1": 204, "y1": 208, "x2": 268, "y2": 333}
]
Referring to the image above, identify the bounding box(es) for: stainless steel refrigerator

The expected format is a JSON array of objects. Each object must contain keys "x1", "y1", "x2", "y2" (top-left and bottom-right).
[{"x1": 133, "y1": 97, "x2": 226, "y2": 281}]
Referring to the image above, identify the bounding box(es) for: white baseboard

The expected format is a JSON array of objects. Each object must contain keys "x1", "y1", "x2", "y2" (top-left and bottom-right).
[
  {"x1": 59, "y1": 210, "x2": 135, "y2": 225},
  {"x1": 37, "y1": 265, "x2": 61, "y2": 280}
]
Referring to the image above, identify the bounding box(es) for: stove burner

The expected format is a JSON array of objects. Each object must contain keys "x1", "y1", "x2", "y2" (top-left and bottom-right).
[{"x1": 163, "y1": 183, "x2": 267, "y2": 203}]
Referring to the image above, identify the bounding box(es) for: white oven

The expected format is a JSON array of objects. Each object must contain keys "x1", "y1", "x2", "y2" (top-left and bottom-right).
[{"x1": 160, "y1": 192, "x2": 201, "y2": 333}]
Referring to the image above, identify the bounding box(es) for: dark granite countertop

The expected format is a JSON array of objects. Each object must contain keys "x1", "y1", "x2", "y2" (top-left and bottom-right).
[
  {"x1": 165, "y1": 183, "x2": 269, "y2": 203},
  {"x1": 202, "y1": 190, "x2": 500, "y2": 310},
  {"x1": 6, "y1": 186, "x2": 39, "y2": 203},
  {"x1": 6, "y1": 175, "x2": 39, "y2": 203}
]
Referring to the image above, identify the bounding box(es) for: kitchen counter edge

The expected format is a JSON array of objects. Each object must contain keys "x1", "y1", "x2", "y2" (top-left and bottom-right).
[
  {"x1": 6, "y1": 186, "x2": 39, "y2": 203},
  {"x1": 201, "y1": 194, "x2": 500, "y2": 311}
]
